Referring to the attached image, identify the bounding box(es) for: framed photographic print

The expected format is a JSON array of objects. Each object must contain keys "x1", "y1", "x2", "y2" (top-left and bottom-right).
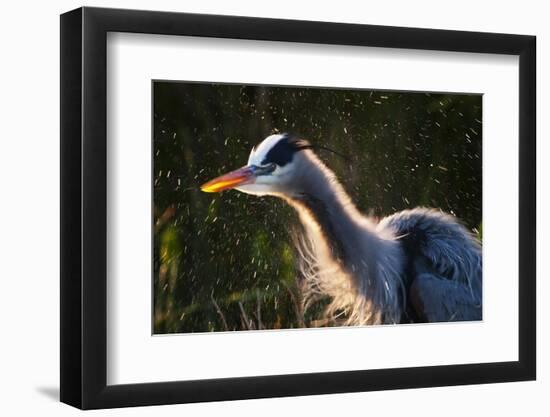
[{"x1": 60, "y1": 6, "x2": 536, "y2": 409}]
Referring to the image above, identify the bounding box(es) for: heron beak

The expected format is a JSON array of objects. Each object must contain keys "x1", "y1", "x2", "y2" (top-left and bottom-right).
[{"x1": 200, "y1": 166, "x2": 256, "y2": 193}]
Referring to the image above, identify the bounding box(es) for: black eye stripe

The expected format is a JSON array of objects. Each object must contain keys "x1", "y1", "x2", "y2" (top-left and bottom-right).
[{"x1": 261, "y1": 134, "x2": 310, "y2": 166}]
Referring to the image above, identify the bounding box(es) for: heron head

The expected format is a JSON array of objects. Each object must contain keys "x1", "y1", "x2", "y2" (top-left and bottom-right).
[{"x1": 201, "y1": 133, "x2": 311, "y2": 196}]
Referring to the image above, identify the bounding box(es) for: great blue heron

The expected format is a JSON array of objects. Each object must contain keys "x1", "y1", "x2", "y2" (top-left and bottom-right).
[{"x1": 201, "y1": 133, "x2": 482, "y2": 325}]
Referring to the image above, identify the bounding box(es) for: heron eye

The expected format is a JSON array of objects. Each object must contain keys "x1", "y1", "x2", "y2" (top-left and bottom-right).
[{"x1": 257, "y1": 163, "x2": 276, "y2": 175}]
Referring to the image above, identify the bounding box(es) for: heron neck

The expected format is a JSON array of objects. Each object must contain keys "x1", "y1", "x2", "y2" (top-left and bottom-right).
[
  {"x1": 281, "y1": 152, "x2": 406, "y2": 325},
  {"x1": 284, "y1": 153, "x2": 370, "y2": 265}
]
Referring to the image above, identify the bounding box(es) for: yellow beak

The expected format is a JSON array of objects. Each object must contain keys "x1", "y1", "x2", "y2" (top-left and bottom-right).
[{"x1": 200, "y1": 166, "x2": 255, "y2": 193}]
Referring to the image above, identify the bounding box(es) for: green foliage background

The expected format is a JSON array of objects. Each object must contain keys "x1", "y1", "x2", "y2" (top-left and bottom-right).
[{"x1": 153, "y1": 82, "x2": 482, "y2": 333}]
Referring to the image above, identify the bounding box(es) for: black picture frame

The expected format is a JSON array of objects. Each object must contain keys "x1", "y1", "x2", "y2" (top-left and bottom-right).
[{"x1": 60, "y1": 6, "x2": 536, "y2": 410}]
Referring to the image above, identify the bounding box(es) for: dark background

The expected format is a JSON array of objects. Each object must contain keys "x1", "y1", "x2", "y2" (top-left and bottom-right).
[{"x1": 153, "y1": 81, "x2": 482, "y2": 334}]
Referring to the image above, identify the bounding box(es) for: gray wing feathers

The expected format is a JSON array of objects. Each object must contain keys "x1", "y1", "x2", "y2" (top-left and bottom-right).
[
  {"x1": 410, "y1": 273, "x2": 482, "y2": 322},
  {"x1": 379, "y1": 207, "x2": 482, "y2": 322}
]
